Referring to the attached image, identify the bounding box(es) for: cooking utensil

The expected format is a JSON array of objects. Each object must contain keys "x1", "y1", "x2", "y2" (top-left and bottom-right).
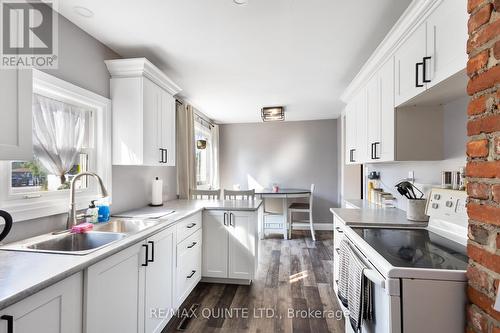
[{"x1": 395, "y1": 181, "x2": 424, "y2": 200}]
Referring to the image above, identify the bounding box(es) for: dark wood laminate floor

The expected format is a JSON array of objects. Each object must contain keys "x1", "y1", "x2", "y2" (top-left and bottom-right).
[{"x1": 163, "y1": 231, "x2": 345, "y2": 333}]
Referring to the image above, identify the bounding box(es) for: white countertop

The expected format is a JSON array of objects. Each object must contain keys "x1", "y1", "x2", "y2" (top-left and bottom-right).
[
  {"x1": 332, "y1": 199, "x2": 428, "y2": 228},
  {"x1": 0, "y1": 199, "x2": 262, "y2": 310}
]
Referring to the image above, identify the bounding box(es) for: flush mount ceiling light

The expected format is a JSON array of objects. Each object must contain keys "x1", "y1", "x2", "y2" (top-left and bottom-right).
[
  {"x1": 73, "y1": 6, "x2": 94, "y2": 18},
  {"x1": 233, "y1": 0, "x2": 248, "y2": 5},
  {"x1": 261, "y1": 106, "x2": 285, "y2": 122}
]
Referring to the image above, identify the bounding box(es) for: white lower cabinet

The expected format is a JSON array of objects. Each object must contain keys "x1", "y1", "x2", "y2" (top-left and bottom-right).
[
  {"x1": 145, "y1": 227, "x2": 176, "y2": 333},
  {"x1": 202, "y1": 210, "x2": 257, "y2": 282},
  {"x1": 85, "y1": 226, "x2": 176, "y2": 333},
  {"x1": 85, "y1": 242, "x2": 146, "y2": 333},
  {"x1": 176, "y1": 229, "x2": 202, "y2": 307},
  {"x1": 0, "y1": 273, "x2": 83, "y2": 333}
]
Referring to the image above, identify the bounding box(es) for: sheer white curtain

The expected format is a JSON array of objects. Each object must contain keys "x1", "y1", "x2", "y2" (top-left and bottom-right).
[
  {"x1": 176, "y1": 103, "x2": 196, "y2": 199},
  {"x1": 210, "y1": 124, "x2": 220, "y2": 190},
  {"x1": 32, "y1": 94, "x2": 87, "y2": 185}
]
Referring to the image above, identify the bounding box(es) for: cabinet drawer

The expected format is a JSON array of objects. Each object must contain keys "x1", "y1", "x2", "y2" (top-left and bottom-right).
[
  {"x1": 176, "y1": 229, "x2": 202, "y2": 305},
  {"x1": 176, "y1": 212, "x2": 201, "y2": 243}
]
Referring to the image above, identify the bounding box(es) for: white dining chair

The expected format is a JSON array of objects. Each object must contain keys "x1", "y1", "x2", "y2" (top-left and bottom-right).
[
  {"x1": 224, "y1": 189, "x2": 255, "y2": 200},
  {"x1": 287, "y1": 184, "x2": 315, "y2": 241},
  {"x1": 189, "y1": 189, "x2": 221, "y2": 200}
]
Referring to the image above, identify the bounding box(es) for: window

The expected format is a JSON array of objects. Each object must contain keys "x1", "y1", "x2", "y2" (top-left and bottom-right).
[
  {"x1": 195, "y1": 121, "x2": 213, "y2": 189},
  {"x1": 0, "y1": 69, "x2": 112, "y2": 222},
  {"x1": 10, "y1": 95, "x2": 94, "y2": 194}
]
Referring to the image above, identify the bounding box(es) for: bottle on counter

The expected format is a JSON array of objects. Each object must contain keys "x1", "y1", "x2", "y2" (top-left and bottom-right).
[
  {"x1": 86, "y1": 200, "x2": 99, "y2": 223},
  {"x1": 97, "y1": 198, "x2": 110, "y2": 223}
]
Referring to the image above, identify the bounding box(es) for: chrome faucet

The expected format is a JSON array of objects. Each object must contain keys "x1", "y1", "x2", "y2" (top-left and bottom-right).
[{"x1": 67, "y1": 172, "x2": 109, "y2": 229}]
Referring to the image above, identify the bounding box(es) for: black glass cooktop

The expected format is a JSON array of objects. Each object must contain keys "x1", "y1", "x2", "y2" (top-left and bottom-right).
[{"x1": 352, "y1": 228, "x2": 468, "y2": 270}]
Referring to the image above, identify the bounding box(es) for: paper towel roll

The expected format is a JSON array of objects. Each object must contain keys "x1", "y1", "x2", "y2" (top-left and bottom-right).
[{"x1": 152, "y1": 177, "x2": 163, "y2": 206}]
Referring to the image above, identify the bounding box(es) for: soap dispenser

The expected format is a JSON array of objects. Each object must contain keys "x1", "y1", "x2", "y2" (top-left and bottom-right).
[{"x1": 86, "y1": 200, "x2": 99, "y2": 223}]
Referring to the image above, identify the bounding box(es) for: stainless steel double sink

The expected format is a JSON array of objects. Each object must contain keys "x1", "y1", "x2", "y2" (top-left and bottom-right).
[{"x1": 1, "y1": 219, "x2": 163, "y2": 255}]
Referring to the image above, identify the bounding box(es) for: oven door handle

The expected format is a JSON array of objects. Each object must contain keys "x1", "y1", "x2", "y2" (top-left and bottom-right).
[{"x1": 364, "y1": 268, "x2": 386, "y2": 289}]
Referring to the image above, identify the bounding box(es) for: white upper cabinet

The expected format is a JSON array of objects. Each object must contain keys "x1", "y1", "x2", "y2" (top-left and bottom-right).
[
  {"x1": 366, "y1": 73, "x2": 381, "y2": 161},
  {"x1": 106, "y1": 58, "x2": 181, "y2": 166},
  {"x1": 425, "y1": 0, "x2": 468, "y2": 89},
  {"x1": 394, "y1": 22, "x2": 427, "y2": 106},
  {"x1": 378, "y1": 57, "x2": 395, "y2": 162},
  {"x1": 0, "y1": 69, "x2": 33, "y2": 161}
]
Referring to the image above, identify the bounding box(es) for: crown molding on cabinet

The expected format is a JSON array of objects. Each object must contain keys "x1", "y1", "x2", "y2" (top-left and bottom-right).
[
  {"x1": 340, "y1": 0, "x2": 442, "y2": 103},
  {"x1": 105, "y1": 57, "x2": 182, "y2": 96}
]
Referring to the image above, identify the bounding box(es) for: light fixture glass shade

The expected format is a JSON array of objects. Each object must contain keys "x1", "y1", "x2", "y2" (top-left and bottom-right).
[{"x1": 261, "y1": 106, "x2": 285, "y2": 122}]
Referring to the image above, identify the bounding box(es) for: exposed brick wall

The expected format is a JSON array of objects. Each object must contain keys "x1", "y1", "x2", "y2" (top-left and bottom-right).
[{"x1": 466, "y1": 0, "x2": 500, "y2": 332}]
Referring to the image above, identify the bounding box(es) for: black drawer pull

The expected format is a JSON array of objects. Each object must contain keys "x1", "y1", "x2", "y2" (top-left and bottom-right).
[
  {"x1": 186, "y1": 270, "x2": 196, "y2": 279},
  {"x1": 335, "y1": 227, "x2": 343, "y2": 233},
  {"x1": 335, "y1": 248, "x2": 340, "y2": 254},
  {"x1": 142, "y1": 244, "x2": 149, "y2": 267},
  {"x1": 423, "y1": 56, "x2": 431, "y2": 83},
  {"x1": 148, "y1": 241, "x2": 155, "y2": 263},
  {"x1": 187, "y1": 242, "x2": 197, "y2": 249},
  {"x1": 415, "y1": 62, "x2": 424, "y2": 87},
  {"x1": 1, "y1": 315, "x2": 13, "y2": 333},
  {"x1": 186, "y1": 223, "x2": 196, "y2": 229}
]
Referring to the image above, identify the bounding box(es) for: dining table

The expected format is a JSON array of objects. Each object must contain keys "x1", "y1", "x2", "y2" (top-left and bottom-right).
[{"x1": 255, "y1": 188, "x2": 311, "y2": 239}]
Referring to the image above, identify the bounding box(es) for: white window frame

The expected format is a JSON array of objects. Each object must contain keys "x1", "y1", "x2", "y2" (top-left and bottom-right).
[{"x1": 0, "y1": 69, "x2": 112, "y2": 222}]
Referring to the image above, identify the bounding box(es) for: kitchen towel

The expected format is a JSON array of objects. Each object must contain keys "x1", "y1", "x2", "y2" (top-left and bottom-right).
[
  {"x1": 337, "y1": 239, "x2": 350, "y2": 308},
  {"x1": 347, "y1": 245, "x2": 373, "y2": 332}
]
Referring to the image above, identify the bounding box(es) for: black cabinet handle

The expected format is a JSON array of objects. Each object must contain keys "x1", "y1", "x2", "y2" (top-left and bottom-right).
[
  {"x1": 335, "y1": 227, "x2": 343, "y2": 233},
  {"x1": 186, "y1": 223, "x2": 196, "y2": 229},
  {"x1": 423, "y1": 56, "x2": 431, "y2": 83},
  {"x1": 148, "y1": 241, "x2": 155, "y2": 263},
  {"x1": 1, "y1": 315, "x2": 13, "y2": 333},
  {"x1": 230, "y1": 213, "x2": 234, "y2": 226},
  {"x1": 223, "y1": 212, "x2": 227, "y2": 226},
  {"x1": 186, "y1": 270, "x2": 196, "y2": 279},
  {"x1": 187, "y1": 242, "x2": 197, "y2": 249},
  {"x1": 142, "y1": 244, "x2": 149, "y2": 267},
  {"x1": 415, "y1": 62, "x2": 424, "y2": 87},
  {"x1": 335, "y1": 248, "x2": 340, "y2": 254},
  {"x1": 163, "y1": 148, "x2": 168, "y2": 164},
  {"x1": 371, "y1": 143, "x2": 375, "y2": 160},
  {"x1": 349, "y1": 149, "x2": 356, "y2": 163},
  {"x1": 373, "y1": 142, "x2": 381, "y2": 160}
]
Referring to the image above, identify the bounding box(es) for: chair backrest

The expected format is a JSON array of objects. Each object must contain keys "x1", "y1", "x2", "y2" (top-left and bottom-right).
[
  {"x1": 309, "y1": 184, "x2": 315, "y2": 208},
  {"x1": 223, "y1": 189, "x2": 255, "y2": 200},
  {"x1": 189, "y1": 189, "x2": 221, "y2": 200}
]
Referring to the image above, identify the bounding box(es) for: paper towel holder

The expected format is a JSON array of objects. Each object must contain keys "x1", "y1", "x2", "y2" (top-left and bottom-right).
[{"x1": 150, "y1": 177, "x2": 164, "y2": 207}]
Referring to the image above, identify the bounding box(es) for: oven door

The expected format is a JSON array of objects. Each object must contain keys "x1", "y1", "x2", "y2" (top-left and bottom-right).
[{"x1": 340, "y1": 237, "x2": 402, "y2": 333}]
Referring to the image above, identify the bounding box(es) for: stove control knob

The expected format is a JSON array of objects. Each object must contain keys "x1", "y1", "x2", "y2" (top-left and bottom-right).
[
  {"x1": 434, "y1": 194, "x2": 441, "y2": 200},
  {"x1": 446, "y1": 201, "x2": 453, "y2": 208},
  {"x1": 432, "y1": 203, "x2": 439, "y2": 209}
]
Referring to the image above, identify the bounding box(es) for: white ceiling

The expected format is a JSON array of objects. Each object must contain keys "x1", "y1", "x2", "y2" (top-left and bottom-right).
[{"x1": 58, "y1": 0, "x2": 411, "y2": 123}]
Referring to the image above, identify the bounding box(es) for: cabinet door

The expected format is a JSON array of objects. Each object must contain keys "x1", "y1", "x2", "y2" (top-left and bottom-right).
[
  {"x1": 0, "y1": 273, "x2": 82, "y2": 333},
  {"x1": 354, "y1": 90, "x2": 368, "y2": 164},
  {"x1": 366, "y1": 74, "x2": 380, "y2": 162},
  {"x1": 379, "y1": 57, "x2": 395, "y2": 162},
  {"x1": 161, "y1": 92, "x2": 176, "y2": 166},
  {"x1": 227, "y1": 211, "x2": 255, "y2": 280},
  {"x1": 143, "y1": 78, "x2": 163, "y2": 166},
  {"x1": 145, "y1": 226, "x2": 176, "y2": 333},
  {"x1": 0, "y1": 69, "x2": 32, "y2": 161},
  {"x1": 426, "y1": 0, "x2": 468, "y2": 88},
  {"x1": 394, "y1": 22, "x2": 427, "y2": 106},
  {"x1": 85, "y1": 242, "x2": 146, "y2": 333},
  {"x1": 344, "y1": 103, "x2": 356, "y2": 165},
  {"x1": 202, "y1": 211, "x2": 228, "y2": 278}
]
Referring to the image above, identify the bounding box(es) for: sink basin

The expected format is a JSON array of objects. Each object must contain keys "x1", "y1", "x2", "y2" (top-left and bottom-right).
[
  {"x1": 26, "y1": 232, "x2": 127, "y2": 254},
  {"x1": 93, "y1": 219, "x2": 161, "y2": 234}
]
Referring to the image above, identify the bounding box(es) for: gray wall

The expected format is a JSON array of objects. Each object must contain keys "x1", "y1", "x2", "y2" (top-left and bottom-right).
[
  {"x1": 3, "y1": 13, "x2": 177, "y2": 243},
  {"x1": 365, "y1": 95, "x2": 468, "y2": 210},
  {"x1": 219, "y1": 119, "x2": 339, "y2": 223}
]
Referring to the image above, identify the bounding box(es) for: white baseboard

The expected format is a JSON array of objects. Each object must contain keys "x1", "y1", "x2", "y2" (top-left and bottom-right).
[{"x1": 292, "y1": 222, "x2": 333, "y2": 231}]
